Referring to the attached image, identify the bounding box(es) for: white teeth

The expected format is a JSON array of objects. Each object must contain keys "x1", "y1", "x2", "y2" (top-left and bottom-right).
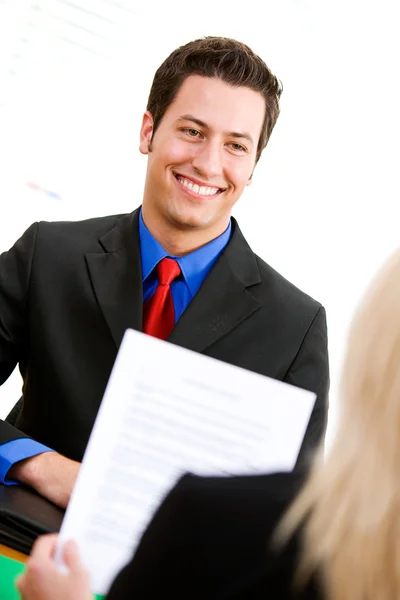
[{"x1": 177, "y1": 175, "x2": 220, "y2": 196}]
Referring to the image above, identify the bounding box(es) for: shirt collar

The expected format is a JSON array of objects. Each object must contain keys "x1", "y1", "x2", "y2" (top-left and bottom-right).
[{"x1": 138, "y1": 208, "x2": 231, "y2": 298}]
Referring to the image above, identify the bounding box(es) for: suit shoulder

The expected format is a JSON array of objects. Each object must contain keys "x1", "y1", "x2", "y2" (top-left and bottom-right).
[
  {"x1": 36, "y1": 212, "x2": 127, "y2": 236},
  {"x1": 174, "y1": 471, "x2": 302, "y2": 518},
  {"x1": 254, "y1": 254, "x2": 323, "y2": 315},
  {"x1": 33, "y1": 212, "x2": 132, "y2": 252}
]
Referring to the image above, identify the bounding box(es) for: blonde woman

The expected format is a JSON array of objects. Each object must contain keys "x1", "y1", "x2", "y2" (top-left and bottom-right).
[{"x1": 17, "y1": 249, "x2": 400, "y2": 600}]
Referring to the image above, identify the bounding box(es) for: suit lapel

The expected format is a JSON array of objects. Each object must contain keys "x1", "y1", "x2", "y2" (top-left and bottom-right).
[
  {"x1": 85, "y1": 209, "x2": 143, "y2": 348},
  {"x1": 85, "y1": 213, "x2": 262, "y2": 354},
  {"x1": 168, "y1": 219, "x2": 262, "y2": 353}
]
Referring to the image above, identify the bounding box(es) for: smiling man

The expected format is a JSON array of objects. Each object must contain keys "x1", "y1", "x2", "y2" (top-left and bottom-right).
[
  {"x1": 140, "y1": 76, "x2": 265, "y2": 255},
  {"x1": 0, "y1": 37, "x2": 329, "y2": 508}
]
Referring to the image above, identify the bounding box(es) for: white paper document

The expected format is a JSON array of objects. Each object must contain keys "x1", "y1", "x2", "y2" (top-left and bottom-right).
[{"x1": 56, "y1": 329, "x2": 316, "y2": 596}]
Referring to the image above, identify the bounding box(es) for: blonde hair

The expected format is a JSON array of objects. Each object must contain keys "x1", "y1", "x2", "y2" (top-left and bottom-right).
[{"x1": 279, "y1": 248, "x2": 400, "y2": 600}]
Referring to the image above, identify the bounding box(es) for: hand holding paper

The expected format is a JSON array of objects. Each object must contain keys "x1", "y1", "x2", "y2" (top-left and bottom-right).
[{"x1": 56, "y1": 329, "x2": 316, "y2": 596}]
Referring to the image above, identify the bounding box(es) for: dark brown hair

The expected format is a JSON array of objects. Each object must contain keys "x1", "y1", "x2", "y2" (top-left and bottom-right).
[{"x1": 146, "y1": 37, "x2": 283, "y2": 163}]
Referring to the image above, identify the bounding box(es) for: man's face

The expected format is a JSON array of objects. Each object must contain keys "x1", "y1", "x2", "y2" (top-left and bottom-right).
[{"x1": 140, "y1": 75, "x2": 265, "y2": 240}]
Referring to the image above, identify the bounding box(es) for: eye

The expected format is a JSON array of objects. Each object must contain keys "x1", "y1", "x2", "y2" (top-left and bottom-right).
[
  {"x1": 229, "y1": 143, "x2": 247, "y2": 153},
  {"x1": 182, "y1": 128, "x2": 202, "y2": 138}
]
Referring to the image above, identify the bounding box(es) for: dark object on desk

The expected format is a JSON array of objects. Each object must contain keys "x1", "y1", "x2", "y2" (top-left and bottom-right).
[{"x1": 0, "y1": 484, "x2": 64, "y2": 555}]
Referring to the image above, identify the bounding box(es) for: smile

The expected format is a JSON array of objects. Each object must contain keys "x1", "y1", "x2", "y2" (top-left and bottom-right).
[{"x1": 174, "y1": 174, "x2": 223, "y2": 198}]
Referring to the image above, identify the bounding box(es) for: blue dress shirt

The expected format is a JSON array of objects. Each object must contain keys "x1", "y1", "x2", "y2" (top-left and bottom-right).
[
  {"x1": 139, "y1": 209, "x2": 231, "y2": 322},
  {"x1": 0, "y1": 439, "x2": 54, "y2": 486},
  {"x1": 0, "y1": 209, "x2": 231, "y2": 484}
]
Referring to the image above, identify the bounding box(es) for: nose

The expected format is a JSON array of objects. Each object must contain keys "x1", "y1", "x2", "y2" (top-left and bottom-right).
[{"x1": 191, "y1": 139, "x2": 223, "y2": 180}]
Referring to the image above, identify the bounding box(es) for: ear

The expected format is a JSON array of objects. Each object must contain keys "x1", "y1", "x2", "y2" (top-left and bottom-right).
[
  {"x1": 246, "y1": 173, "x2": 253, "y2": 187},
  {"x1": 139, "y1": 111, "x2": 154, "y2": 155}
]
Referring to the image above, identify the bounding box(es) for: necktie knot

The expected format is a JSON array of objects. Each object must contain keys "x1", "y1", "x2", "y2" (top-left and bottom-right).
[{"x1": 156, "y1": 257, "x2": 181, "y2": 286}]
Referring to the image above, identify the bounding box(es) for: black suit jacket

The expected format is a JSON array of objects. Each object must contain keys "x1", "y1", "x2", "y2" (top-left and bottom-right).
[
  {"x1": 0, "y1": 209, "x2": 329, "y2": 467},
  {"x1": 107, "y1": 472, "x2": 323, "y2": 600}
]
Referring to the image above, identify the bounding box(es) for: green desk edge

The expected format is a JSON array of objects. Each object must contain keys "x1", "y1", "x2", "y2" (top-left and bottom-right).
[{"x1": 0, "y1": 555, "x2": 104, "y2": 600}]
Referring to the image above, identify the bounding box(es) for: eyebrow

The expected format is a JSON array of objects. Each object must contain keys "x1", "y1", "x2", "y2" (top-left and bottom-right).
[{"x1": 176, "y1": 114, "x2": 254, "y2": 146}]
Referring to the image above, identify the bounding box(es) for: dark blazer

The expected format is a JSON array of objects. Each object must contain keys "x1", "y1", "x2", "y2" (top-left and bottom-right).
[
  {"x1": 107, "y1": 472, "x2": 323, "y2": 600},
  {"x1": 0, "y1": 209, "x2": 329, "y2": 467}
]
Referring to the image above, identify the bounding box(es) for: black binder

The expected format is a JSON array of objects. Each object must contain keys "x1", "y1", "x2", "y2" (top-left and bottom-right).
[{"x1": 0, "y1": 484, "x2": 64, "y2": 555}]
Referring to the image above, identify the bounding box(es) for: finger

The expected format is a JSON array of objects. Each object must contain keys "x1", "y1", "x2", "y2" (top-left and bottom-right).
[
  {"x1": 15, "y1": 573, "x2": 31, "y2": 598},
  {"x1": 30, "y1": 533, "x2": 59, "y2": 560},
  {"x1": 15, "y1": 573, "x2": 25, "y2": 591},
  {"x1": 63, "y1": 539, "x2": 86, "y2": 572}
]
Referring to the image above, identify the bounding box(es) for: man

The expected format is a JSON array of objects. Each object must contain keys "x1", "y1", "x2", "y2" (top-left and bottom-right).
[{"x1": 0, "y1": 37, "x2": 329, "y2": 509}]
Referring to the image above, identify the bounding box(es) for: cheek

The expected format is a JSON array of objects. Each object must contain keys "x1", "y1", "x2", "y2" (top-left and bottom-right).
[
  {"x1": 226, "y1": 163, "x2": 253, "y2": 190},
  {"x1": 158, "y1": 138, "x2": 194, "y2": 166}
]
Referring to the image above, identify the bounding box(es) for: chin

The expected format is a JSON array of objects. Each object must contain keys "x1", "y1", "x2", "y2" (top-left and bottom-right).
[{"x1": 166, "y1": 201, "x2": 216, "y2": 230}]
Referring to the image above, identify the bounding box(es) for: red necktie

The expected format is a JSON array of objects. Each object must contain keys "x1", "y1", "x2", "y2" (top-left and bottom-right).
[{"x1": 143, "y1": 257, "x2": 181, "y2": 340}]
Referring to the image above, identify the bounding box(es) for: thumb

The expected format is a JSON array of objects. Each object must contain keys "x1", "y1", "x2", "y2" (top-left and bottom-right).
[
  {"x1": 15, "y1": 573, "x2": 26, "y2": 592},
  {"x1": 62, "y1": 540, "x2": 85, "y2": 572}
]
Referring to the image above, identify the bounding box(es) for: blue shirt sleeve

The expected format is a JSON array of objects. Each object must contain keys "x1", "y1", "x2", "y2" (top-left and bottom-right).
[{"x1": 0, "y1": 438, "x2": 55, "y2": 485}]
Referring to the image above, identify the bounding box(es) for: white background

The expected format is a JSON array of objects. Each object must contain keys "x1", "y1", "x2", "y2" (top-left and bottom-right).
[{"x1": 0, "y1": 0, "x2": 398, "y2": 450}]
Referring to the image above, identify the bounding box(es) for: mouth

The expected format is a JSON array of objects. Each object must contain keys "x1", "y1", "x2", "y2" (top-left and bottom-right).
[{"x1": 173, "y1": 173, "x2": 224, "y2": 199}]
